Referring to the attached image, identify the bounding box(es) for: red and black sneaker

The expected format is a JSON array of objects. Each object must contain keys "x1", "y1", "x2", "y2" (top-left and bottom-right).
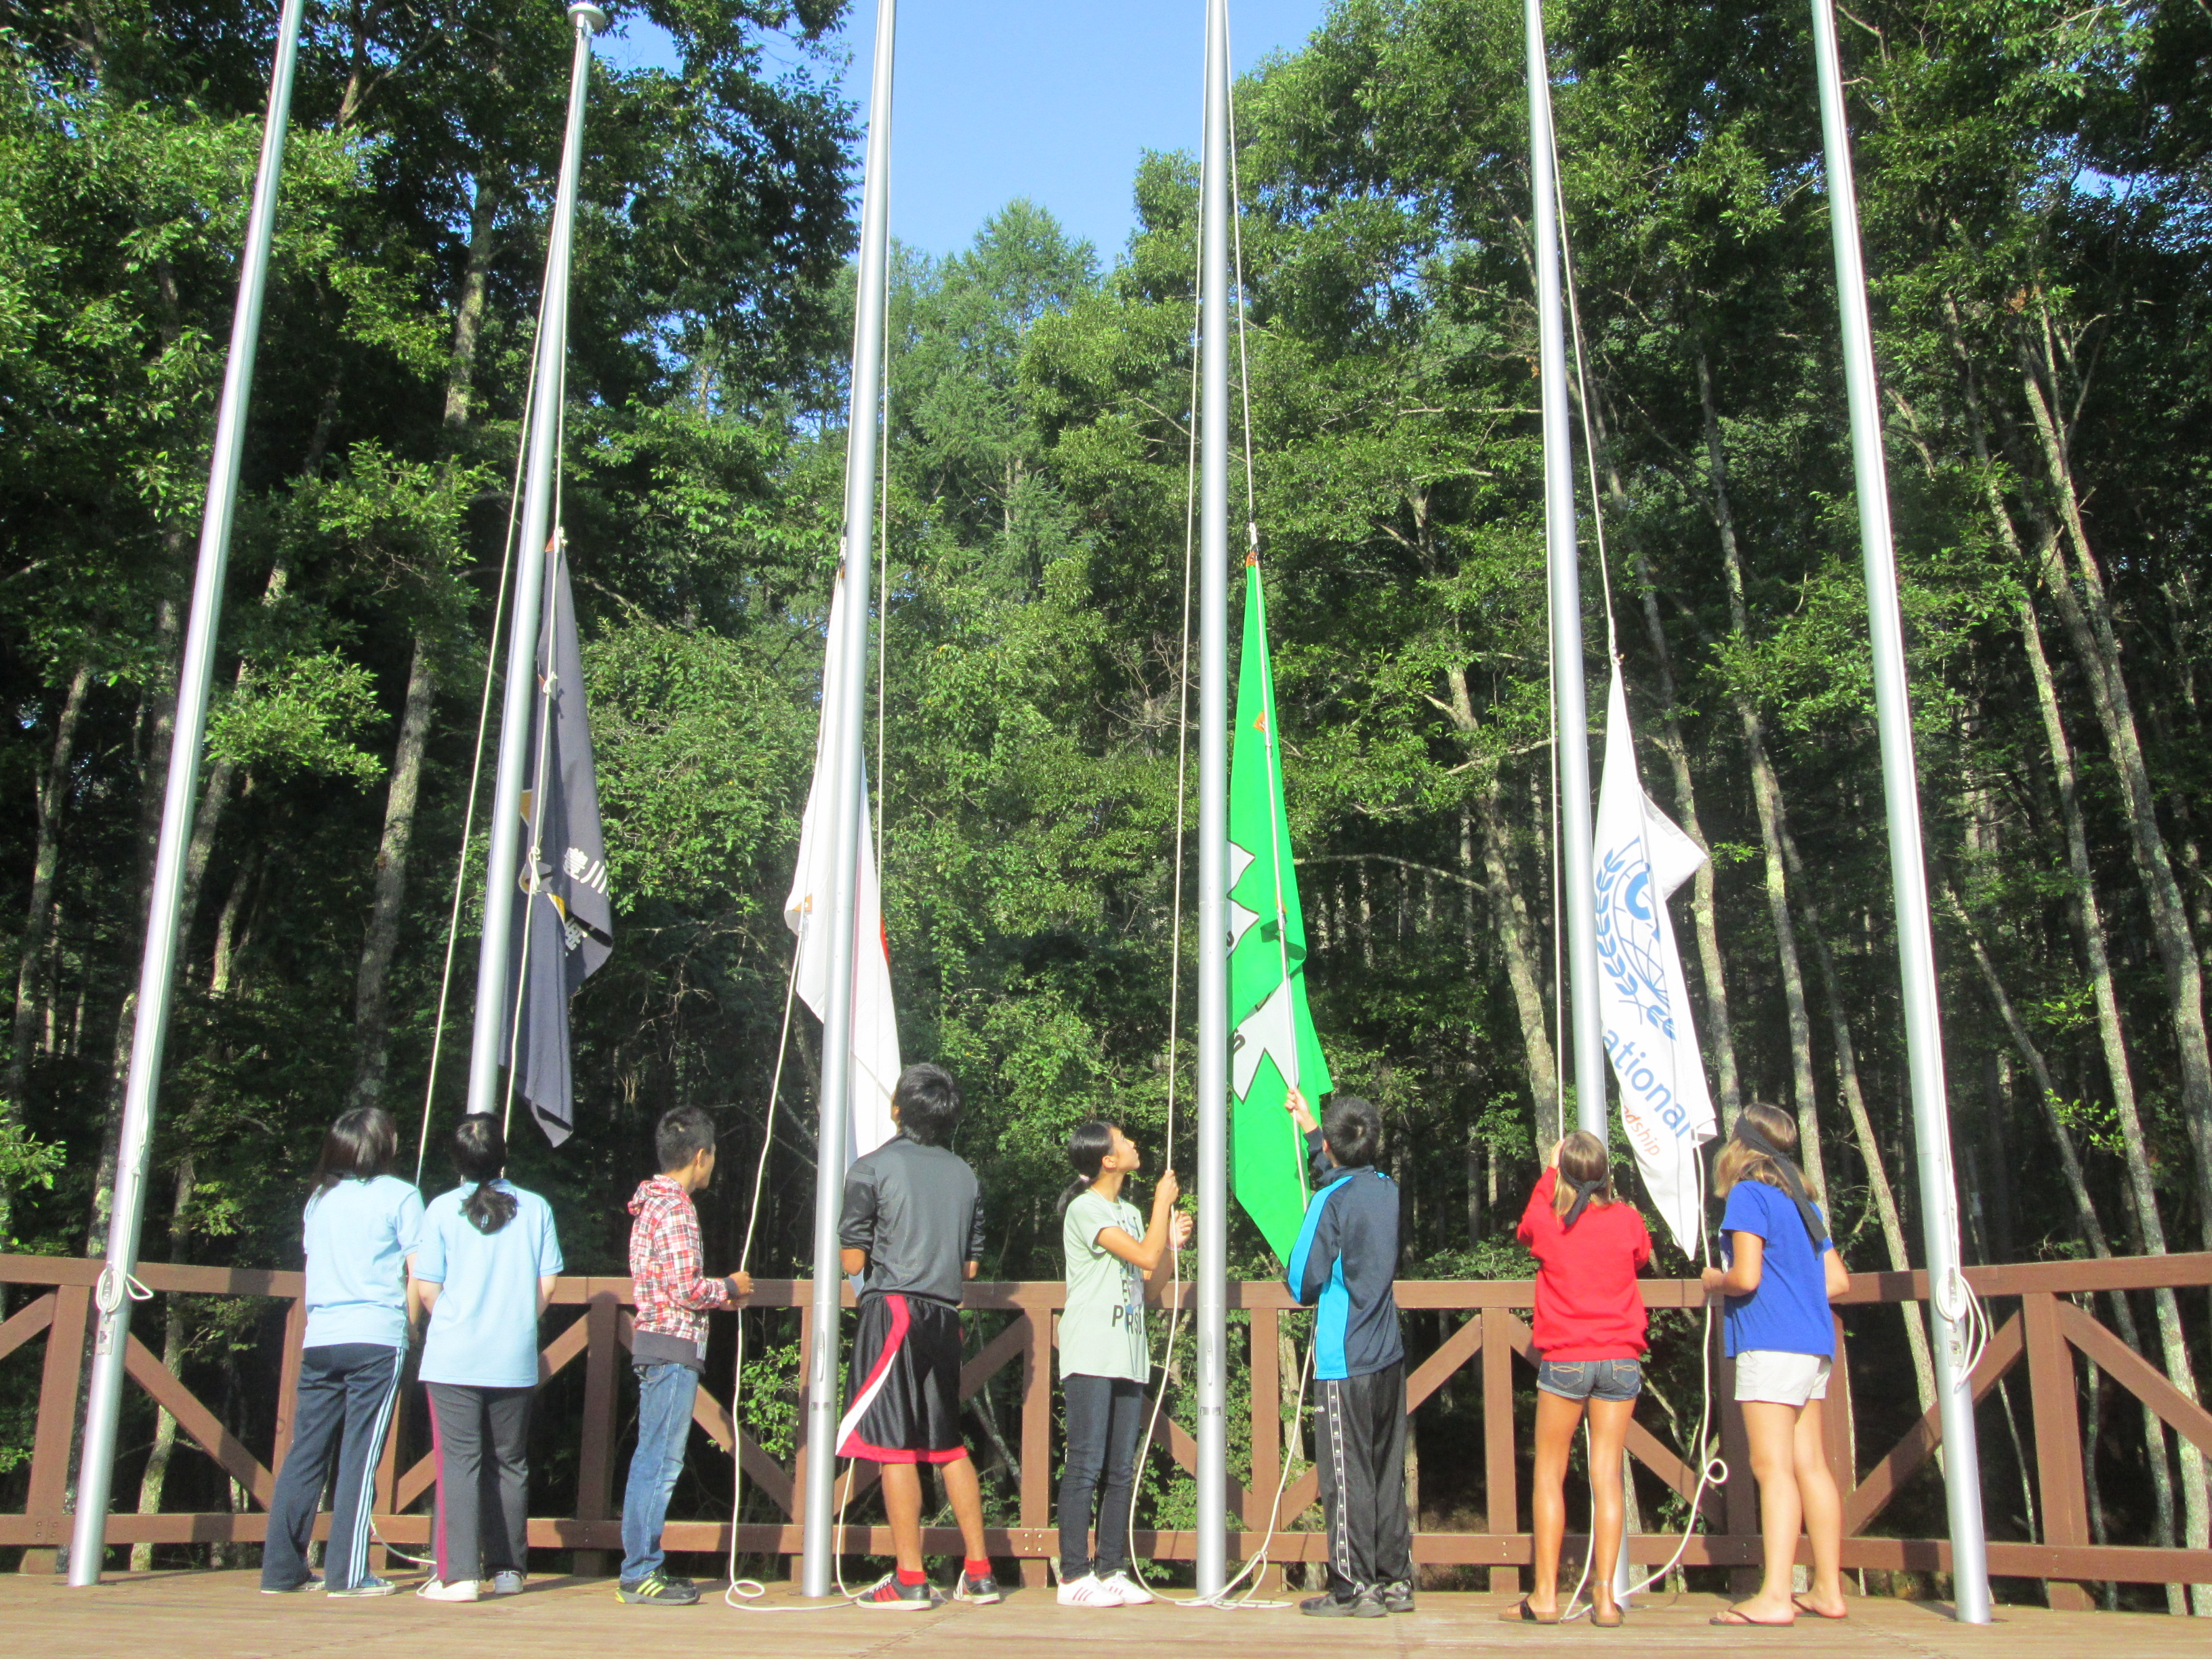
[{"x1": 856, "y1": 1574, "x2": 937, "y2": 1611}]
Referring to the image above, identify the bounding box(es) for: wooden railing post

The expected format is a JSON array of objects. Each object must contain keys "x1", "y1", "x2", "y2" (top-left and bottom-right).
[
  {"x1": 1019, "y1": 1305, "x2": 1052, "y2": 1590},
  {"x1": 571, "y1": 1289, "x2": 621, "y2": 1577},
  {"x1": 1481, "y1": 1306, "x2": 1518, "y2": 1597},
  {"x1": 1248, "y1": 1303, "x2": 1282, "y2": 1589},
  {"x1": 18, "y1": 1283, "x2": 90, "y2": 1574},
  {"x1": 268, "y1": 1295, "x2": 308, "y2": 1483},
  {"x1": 2022, "y1": 1290, "x2": 2092, "y2": 1610},
  {"x1": 1716, "y1": 1319, "x2": 1759, "y2": 1595}
]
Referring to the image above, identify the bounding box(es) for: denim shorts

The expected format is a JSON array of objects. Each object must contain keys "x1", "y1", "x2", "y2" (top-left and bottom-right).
[{"x1": 1536, "y1": 1357, "x2": 1643, "y2": 1402}]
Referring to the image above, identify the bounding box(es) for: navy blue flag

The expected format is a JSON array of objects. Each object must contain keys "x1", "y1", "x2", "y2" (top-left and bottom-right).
[{"x1": 508, "y1": 537, "x2": 611, "y2": 1145}]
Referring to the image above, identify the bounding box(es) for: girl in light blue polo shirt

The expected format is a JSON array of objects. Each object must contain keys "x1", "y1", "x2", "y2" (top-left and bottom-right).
[
  {"x1": 261, "y1": 1107, "x2": 422, "y2": 1597},
  {"x1": 410, "y1": 1114, "x2": 562, "y2": 1603}
]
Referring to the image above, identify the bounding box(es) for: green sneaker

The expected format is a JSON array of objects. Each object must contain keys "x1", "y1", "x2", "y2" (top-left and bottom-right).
[{"x1": 616, "y1": 1571, "x2": 700, "y2": 1606}]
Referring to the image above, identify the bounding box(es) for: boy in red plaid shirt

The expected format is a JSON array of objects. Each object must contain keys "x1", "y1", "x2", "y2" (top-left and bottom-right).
[{"x1": 617, "y1": 1107, "x2": 752, "y2": 1605}]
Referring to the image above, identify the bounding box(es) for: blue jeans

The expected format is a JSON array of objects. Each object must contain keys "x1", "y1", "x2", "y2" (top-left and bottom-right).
[
  {"x1": 261, "y1": 1343, "x2": 403, "y2": 1591},
  {"x1": 620, "y1": 1360, "x2": 699, "y2": 1584}
]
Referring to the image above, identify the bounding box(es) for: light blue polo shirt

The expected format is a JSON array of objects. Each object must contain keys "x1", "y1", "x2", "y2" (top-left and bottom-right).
[
  {"x1": 302, "y1": 1175, "x2": 424, "y2": 1350},
  {"x1": 414, "y1": 1181, "x2": 563, "y2": 1389}
]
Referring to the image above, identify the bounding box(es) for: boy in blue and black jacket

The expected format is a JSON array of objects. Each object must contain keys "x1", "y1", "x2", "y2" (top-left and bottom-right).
[{"x1": 1284, "y1": 1088, "x2": 1412, "y2": 1619}]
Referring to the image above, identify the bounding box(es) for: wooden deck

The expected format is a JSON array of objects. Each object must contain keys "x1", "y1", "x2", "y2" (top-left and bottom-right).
[{"x1": 1, "y1": 1572, "x2": 2205, "y2": 1657}]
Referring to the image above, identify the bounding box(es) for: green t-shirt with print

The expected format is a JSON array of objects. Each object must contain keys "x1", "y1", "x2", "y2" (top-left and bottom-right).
[{"x1": 1061, "y1": 1189, "x2": 1149, "y2": 1382}]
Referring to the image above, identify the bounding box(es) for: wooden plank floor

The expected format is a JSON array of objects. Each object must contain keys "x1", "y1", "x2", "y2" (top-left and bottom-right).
[{"x1": 1, "y1": 1572, "x2": 2204, "y2": 1658}]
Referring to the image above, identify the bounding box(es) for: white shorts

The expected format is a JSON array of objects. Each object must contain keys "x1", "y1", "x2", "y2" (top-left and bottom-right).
[{"x1": 1733, "y1": 1350, "x2": 1831, "y2": 1407}]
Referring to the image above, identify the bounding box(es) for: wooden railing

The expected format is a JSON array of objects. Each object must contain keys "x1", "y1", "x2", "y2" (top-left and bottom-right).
[{"x1": 3, "y1": 1252, "x2": 2209, "y2": 1601}]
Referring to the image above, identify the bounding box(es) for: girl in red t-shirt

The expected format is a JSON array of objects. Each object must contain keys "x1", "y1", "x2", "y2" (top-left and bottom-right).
[{"x1": 1511, "y1": 1132, "x2": 1653, "y2": 1626}]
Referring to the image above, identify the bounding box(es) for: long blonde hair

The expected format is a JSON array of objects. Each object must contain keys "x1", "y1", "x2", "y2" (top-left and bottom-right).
[
  {"x1": 1712, "y1": 1102, "x2": 1817, "y2": 1199},
  {"x1": 1552, "y1": 1130, "x2": 1614, "y2": 1216}
]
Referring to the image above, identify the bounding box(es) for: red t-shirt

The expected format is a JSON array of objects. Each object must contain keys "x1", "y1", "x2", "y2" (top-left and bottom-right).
[{"x1": 1517, "y1": 1167, "x2": 1654, "y2": 1360}]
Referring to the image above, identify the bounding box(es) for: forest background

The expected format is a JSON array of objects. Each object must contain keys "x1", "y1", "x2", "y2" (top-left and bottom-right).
[{"x1": 0, "y1": 0, "x2": 2209, "y2": 1605}]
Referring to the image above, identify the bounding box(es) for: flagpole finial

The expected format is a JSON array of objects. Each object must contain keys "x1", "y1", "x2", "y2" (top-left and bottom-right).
[{"x1": 568, "y1": 3, "x2": 609, "y2": 35}]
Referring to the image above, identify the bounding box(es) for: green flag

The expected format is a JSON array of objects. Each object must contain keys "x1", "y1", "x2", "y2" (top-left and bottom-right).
[{"x1": 1229, "y1": 558, "x2": 1332, "y2": 1260}]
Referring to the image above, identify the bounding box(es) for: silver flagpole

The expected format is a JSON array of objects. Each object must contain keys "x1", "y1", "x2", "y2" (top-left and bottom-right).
[
  {"x1": 1808, "y1": 0, "x2": 1990, "y2": 1622},
  {"x1": 1525, "y1": 0, "x2": 1627, "y2": 1603},
  {"x1": 800, "y1": 0, "x2": 896, "y2": 1599},
  {"x1": 464, "y1": 1, "x2": 606, "y2": 1121},
  {"x1": 1522, "y1": 6, "x2": 1604, "y2": 1146},
  {"x1": 1195, "y1": 0, "x2": 1232, "y2": 1601},
  {"x1": 66, "y1": 0, "x2": 308, "y2": 1586}
]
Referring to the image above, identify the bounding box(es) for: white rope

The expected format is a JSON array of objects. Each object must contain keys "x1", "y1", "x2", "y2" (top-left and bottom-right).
[
  {"x1": 416, "y1": 263, "x2": 554, "y2": 1181},
  {"x1": 94, "y1": 1265, "x2": 152, "y2": 1314},
  {"x1": 718, "y1": 849, "x2": 871, "y2": 1610}
]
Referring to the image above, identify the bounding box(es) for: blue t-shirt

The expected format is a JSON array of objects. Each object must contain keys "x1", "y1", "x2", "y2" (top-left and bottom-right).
[
  {"x1": 1720, "y1": 1179, "x2": 1834, "y2": 1359},
  {"x1": 302, "y1": 1175, "x2": 424, "y2": 1350},
  {"x1": 414, "y1": 1181, "x2": 563, "y2": 1389}
]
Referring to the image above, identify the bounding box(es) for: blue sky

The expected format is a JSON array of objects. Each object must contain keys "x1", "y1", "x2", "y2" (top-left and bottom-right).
[{"x1": 598, "y1": 1, "x2": 1335, "y2": 261}]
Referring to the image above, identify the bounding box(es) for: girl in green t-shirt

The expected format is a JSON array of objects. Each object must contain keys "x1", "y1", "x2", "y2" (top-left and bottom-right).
[{"x1": 1054, "y1": 1120, "x2": 1193, "y2": 1607}]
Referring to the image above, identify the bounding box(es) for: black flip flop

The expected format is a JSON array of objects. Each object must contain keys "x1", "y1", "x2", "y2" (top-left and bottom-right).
[{"x1": 1500, "y1": 1597, "x2": 1561, "y2": 1624}]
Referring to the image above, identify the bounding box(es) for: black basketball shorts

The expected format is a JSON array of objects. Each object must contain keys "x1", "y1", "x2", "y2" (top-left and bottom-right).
[{"x1": 836, "y1": 1291, "x2": 968, "y2": 1464}]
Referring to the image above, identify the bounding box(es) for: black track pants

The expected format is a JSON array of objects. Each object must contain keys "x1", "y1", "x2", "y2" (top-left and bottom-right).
[{"x1": 1312, "y1": 1359, "x2": 1412, "y2": 1597}]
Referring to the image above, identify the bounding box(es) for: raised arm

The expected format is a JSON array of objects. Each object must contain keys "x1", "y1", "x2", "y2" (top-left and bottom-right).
[{"x1": 1096, "y1": 1168, "x2": 1195, "y2": 1281}]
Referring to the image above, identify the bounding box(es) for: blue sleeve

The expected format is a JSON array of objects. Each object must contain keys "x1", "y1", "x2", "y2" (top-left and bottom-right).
[
  {"x1": 1305, "y1": 1127, "x2": 1329, "y2": 1189},
  {"x1": 1285, "y1": 1184, "x2": 1343, "y2": 1307},
  {"x1": 396, "y1": 1186, "x2": 426, "y2": 1254},
  {"x1": 413, "y1": 1205, "x2": 447, "y2": 1284},
  {"x1": 533, "y1": 1197, "x2": 564, "y2": 1275},
  {"x1": 1721, "y1": 1181, "x2": 1772, "y2": 1242}
]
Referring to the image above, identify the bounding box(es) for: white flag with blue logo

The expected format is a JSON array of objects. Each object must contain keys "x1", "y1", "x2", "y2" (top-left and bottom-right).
[{"x1": 1593, "y1": 665, "x2": 1717, "y2": 1257}]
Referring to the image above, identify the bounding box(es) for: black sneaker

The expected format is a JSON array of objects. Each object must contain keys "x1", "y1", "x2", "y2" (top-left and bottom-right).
[
  {"x1": 1380, "y1": 1579, "x2": 1414, "y2": 1614},
  {"x1": 615, "y1": 1571, "x2": 699, "y2": 1605},
  {"x1": 855, "y1": 1573, "x2": 937, "y2": 1610},
  {"x1": 955, "y1": 1569, "x2": 1003, "y2": 1605},
  {"x1": 1300, "y1": 1587, "x2": 1387, "y2": 1618},
  {"x1": 258, "y1": 1576, "x2": 321, "y2": 1595}
]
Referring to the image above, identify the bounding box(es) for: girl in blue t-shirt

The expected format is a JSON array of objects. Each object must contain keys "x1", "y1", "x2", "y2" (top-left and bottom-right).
[
  {"x1": 1700, "y1": 1103, "x2": 1851, "y2": 1628},
  {"x1": 262, "y1": 1107, "x2": 422, "y2": 1597},
  {"x1": 409, "y1": 1114, "x2": 563, "y2": 1603}
]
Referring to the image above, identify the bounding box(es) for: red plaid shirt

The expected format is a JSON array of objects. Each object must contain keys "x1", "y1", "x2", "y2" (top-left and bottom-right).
[{"x1": 628, "y1": 1175, "x2": 731, "y2": 1351}]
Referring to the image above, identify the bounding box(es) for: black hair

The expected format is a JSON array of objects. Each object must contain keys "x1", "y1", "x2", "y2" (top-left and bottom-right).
[
  {"x1": 655, "y1": 1105, "x2": 717, "y2": 1174},
  {"x1": 451, "y1": 1113, "x2": 517, "y2": 1234},
  {"x1": 892, "y1": 1063, "x2": 963, "y2": 1147},
  {"x1": 1322, "y1": 1096, "x2": 1380, "y2": 1168},
  {"x1": 1057, "y1": 1120, "x2": 1118, "y2": 1219},
  {"x1": 310, "y1": 1107, "x2": 398, "y2": 1196}
]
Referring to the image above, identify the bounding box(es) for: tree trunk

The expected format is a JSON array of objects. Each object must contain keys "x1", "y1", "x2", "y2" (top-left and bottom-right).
[
  {"x1": 1967, "y1": 354, "x2": 2212, "y2": 1602},
  {"x1": 346, "y1": 173, "x2": 499, "y2": 1111},
  {"x1": 1474, "y1": 769, "x2": 1559, "y2": 1145},
  {"x1": 88, "y1": 590, "x2": 182, "y2": 1252},
  {"x1": 1783, "y1": 861, "x2": 1938, "y2": 1419},
  {"x1": 1586, "y1": 396, "x2": 1742, "y2": 1124},
  {"x1": 7, "y1": 663, "x2": 91, "y2": 1107},
  {"x1": 1696, "y1": 350, "x2": 1825, "y2": 1190},
  {"x1": 2020, "y1": 337, "x2": 2212, "y2": 1258},
  {"x1": 349, "y1": 634, "x2": 438, "y2": 1109},
  {"x1": 1942, "y1": 881, "x2": 2195, "y2": 1606}
]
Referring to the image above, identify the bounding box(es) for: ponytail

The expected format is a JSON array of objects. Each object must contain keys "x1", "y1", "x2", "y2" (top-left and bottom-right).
[
  {"x1": 450, "y1": 1113, "x2": 518, "y2": 1235},
  {"x1": 1056, "y1": 1120, "x2": 1118, "y2": 1220}
]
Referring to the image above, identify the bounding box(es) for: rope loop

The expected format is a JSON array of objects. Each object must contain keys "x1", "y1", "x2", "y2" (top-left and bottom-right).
[{"x1": 94, "y1": 1265, "x2": 152, "y2": 1315}]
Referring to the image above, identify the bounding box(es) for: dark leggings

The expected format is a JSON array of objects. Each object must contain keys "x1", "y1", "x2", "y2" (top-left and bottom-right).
[{"x1": 1058, "y1": 1373, "x2": 1145, "y2": 1581}]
